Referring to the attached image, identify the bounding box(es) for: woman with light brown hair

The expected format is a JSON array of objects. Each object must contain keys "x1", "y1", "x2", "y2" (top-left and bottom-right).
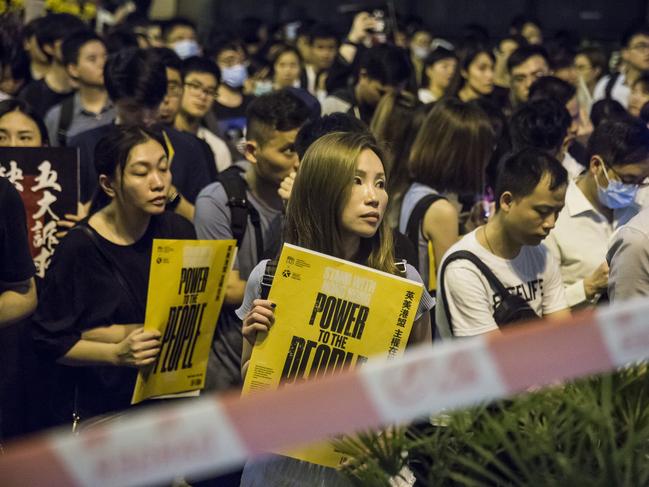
[
  {"x1": 399, "y1": 98, "x2": 494, "y2": 293},
  {"x1": 369, "y1": 90, "x2": 428, "y2": 227},
  {"x1": 237, "y1": 130, "x2": 434, "y2": 486}
]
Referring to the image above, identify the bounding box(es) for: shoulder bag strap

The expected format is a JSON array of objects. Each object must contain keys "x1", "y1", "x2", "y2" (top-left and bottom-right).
[{"x1": 438, "y1": 250, "x2": 510, "y2": 336}]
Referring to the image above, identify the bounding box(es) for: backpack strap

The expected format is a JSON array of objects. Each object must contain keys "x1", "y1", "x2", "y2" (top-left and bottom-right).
[
  {"x1": 605, "y1": 72, "x2": 621, "y2": 100},
  {"x1": 405, "y1": 193, "x2": 446, "y2": 269},
  {"x1": 57, "y1": 95, "x2": 76, "y2": 147},
  {"x1": 438, "y1": 250, "x2": 509, "y2": 336},
  {"x1": 218, "y1": 166, "x2": 264, "y2": 262}
]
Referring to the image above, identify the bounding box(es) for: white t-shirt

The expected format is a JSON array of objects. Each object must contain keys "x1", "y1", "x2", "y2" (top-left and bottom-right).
[
  {"x1": 436, "y1": 230, "x2": 568, "y2": 338},
  {"x1": 592, "y1": 72, "x2": 630, "y2": 108},
  {"x1": 197, "y1": 126, "x2": 232, "y2": 173}
]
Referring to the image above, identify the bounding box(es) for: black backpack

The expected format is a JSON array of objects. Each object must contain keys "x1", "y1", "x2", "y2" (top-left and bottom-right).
[
  {"x1": 217, "y1": 165, "x2": 264, "y2": 261},
  {"x1": 438, "y1": 250, "x2": 538, "y2": 336},
  {"x1": 56, "y1": 96, "x2": 75, "y2": 147},
  {"x1": 405, "y1": 193, "x2": 446, "y2": 292}
]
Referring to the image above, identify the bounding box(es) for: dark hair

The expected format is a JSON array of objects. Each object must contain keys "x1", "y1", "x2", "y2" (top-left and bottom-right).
[
  {"x1": 0, "y1": 99, "x2": 49, "y2": 145},
  {"x1": 510, "y1": 15, "x2": 542, "y2": 34},
  {"x1": 61, "y1": 30, "x2": 103, "y2": 67},
  {"x1": 528, "y1": 76, "x2": 576, "y2": 106},
  {"x1": 180, "y1": 56, "x2": 220, "y2": 83},
  {"x1": 35, "y1": 13, "x2": 87, "y2": 57},
  {"x1": 104, "y1": 48, "x2": 167, "y2": 108},
  {"x1": 0, "y1": 19, "x2": 29, "y2": 86},
  {"x1": 409, "y1": 98, "x2": 494, "y2": 194},
  {"x1": 161, "y1": 17, "x2": 196, "y2": 42},
  {"x1": 295, "y1": 113, "x2": 368, "y2": 159},
  {"x1": 621, "y1": 23, "x2": 649, "y2": 48},
  {"x1": 423, "y1": 46, "x2": 458, "y2": 68},
  {"x1": 370, "y1": 91, "x2": 426, "y2": 193},
  {"x1": 307, "y1": 23, "x2": 338, "y2": 44},
  {"x1": 633, "y1": 72, "x2": 649, "y2": 93},
  {"x1": 358, "y1": 45, "x2": 412, "y2": 87},
  {"x1": 587, "y1": 118, "x2": 649, "y2": 167},
  {"x1": 576, "y1": 46, "x2": 608, "y2": 78},
  {"x1": 510, "y1": 99, "x2": 570, "y2": 155},
  {"x1": 269, "y1": 44, "x2": 303, "y2": 76},
  {"x1": 507, "y1": 45, "x2": 549, "y2": 72},
  {"x1": 453, "y1": 47, "x2": 494, "y2": 94},
  {"x1": 104, "y1": 27, "x2": 140, "y2": 54},
  {"x1": 150, "y1": 47, "x2": 182, "y2": 72},
  {"x1": 472, "y1": 98, "x2": 511, "y2": 190},
  {"x1": 238, "y1": 16, "x2": 265, "y2": 44},
  {"x1": 90, "y1": 125, "x2": 168, "y2": 213},
  {"x1": 548, "y1": 46, "x2": 575, "y2": 71},
  {"x1": 203, "y1": 34, "x2": 243, "y2": 61},
  {"x1": 246, "y1": 89, "x2": 311, "y2": 145},
  {"x1": 590, "y1": 99, "x2": 630, "y2": 128},
  {"x1": 495, "y1": 148, "x2": 567, "y2": 210}
]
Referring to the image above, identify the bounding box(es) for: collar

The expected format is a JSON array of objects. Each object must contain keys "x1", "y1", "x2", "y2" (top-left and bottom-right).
[
  {"x1": 75, "y1": 91, "x2": 114, "y2": 116},
  {"x1": 565, "y1": 179, "x2": 597, "y2": 218}
]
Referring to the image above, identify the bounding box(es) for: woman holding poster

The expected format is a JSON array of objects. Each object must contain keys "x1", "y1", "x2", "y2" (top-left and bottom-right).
[
  {"x1": 238, "y1": 131, "x2": 434, "y2": 486},
  {"x1": 31, "y1": 125, "x2": 195, "y2": 426}
]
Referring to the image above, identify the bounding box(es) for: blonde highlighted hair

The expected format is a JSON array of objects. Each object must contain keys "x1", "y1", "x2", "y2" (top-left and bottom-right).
[{"x1": 284, "y1": 131, "x2": 397, "y2": 275}]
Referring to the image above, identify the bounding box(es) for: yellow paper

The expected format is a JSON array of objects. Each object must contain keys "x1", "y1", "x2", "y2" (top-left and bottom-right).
[
  {"x1": 242, "y1": 243, "x2": 424, "y2": 467},
  {"x1": 131, "y1": 239, "x2": 236, "y2": 404}
]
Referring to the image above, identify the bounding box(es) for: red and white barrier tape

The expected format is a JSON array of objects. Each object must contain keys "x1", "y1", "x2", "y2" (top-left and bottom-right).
[{"x1": 2, "y1": 298, "x2": 649, "y2": 486}]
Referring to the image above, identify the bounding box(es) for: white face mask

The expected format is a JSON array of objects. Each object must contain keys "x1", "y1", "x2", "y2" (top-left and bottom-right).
[
  {"x1": 173, "y1": 39, "x2": 201, "y2": 59},
  {"x1": 412, "y1": 46, "x2": 430, "y2": 60}
]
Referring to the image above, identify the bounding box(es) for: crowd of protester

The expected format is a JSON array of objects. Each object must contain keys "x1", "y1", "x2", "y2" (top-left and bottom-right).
[{"x1": 2, "y1": 6, "x2": 649, "y2": 486}]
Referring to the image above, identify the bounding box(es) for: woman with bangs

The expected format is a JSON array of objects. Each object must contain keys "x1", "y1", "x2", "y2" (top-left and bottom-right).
[
  {"x1": 32, "y1": 125, "x2": 196, "y2": 426},
  {"x1": 237, "y1": 131, "x2": 434, "y2": 486}
]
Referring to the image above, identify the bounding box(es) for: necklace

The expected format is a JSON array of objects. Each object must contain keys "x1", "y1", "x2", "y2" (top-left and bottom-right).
[{"x1": 482, "y1": 226, "x2": 496, "y2": 255}]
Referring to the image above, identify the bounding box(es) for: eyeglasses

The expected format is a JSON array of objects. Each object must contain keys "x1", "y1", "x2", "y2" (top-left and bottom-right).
[
  {"x1": 166, "y1": 82, "x2": 183, "y2": 98},
  {"x1": 184, "y1": 81, "x2": 218, "y2": 99},
  {"x1": 628, "y1": 42, "x2": 649, "y2": 52},
  {"x1": 607, "y1": 163, "x2": 649, "y2": 187}
]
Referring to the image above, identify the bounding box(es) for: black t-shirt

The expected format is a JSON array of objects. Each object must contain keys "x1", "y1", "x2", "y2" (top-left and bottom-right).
[
  {"x1": 68, "y1": 124, "x2": 216, "y2": 204},
  {"x1": 18, "y1": 79, "x2": 73, "y2": 119},
  {"x1": 211, "y1": 95, "x2": 253, "y2": 145},
  {"x1": 0, "y1": 177, "x2": 35, "y2": 282},
  {"x1": 31, "y1": 211, "x2": 195, "y2": 421}
]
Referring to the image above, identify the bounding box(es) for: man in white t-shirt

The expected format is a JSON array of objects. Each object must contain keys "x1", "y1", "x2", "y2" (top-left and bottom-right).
[{"x1": 436, "y1": 148, "x2": 571, "y2": 338}]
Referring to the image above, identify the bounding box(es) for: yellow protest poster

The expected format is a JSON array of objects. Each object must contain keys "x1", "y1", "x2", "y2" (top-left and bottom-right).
[
  {"x1": 131, "y1": 239, "x2": 236, "y2": 404},
  {"x1": 242, "y1": 243, "x2": 424, "y2": 467}
]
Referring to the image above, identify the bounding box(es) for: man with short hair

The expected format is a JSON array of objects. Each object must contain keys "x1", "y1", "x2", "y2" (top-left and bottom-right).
[
  {"x1": 152, "y1": 47, "x2": 184, "y2": 126},
  {"x1": 507, "y1": 45, "x2": 551, "y2": 108},
  {"x1": 162, "y1": 17, "x2": 200, "y2": 59},
  {"x1": 547, "y1": 118, "x2": 649, "y2": 308},
  {"x1": 593, "y1": 24, "x2": 649, "y2": 108},
  {"x1": 194, "y1": 90, "x2": 310, "y2": 392},
  {"x1": 302, "y1": 23, "x2": 338, "y2": 100},
  {"x1": 528, "y1": 76, "x2": 582, "y2": 176},
  {"x1": 18, "y1": 13, "x2": 87, "y2": 117},
  {"x1": 68, "y1": 48, "x2": 214, "y2": 221},
  {"x1": 322, "y1": 44, "x2": 411, "y2": 123},
  {"x1": 44, "y1": 30, "x2": 114, "y2": 146},
  {"x1": 175, "y1": 56, "x2": 232, "y2": 173},
  {"x1": 436, "y1": 148, "x2": 570, "y2": 338}
]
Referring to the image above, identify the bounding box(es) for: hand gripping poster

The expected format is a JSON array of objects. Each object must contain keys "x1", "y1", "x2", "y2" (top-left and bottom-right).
[
  {"x1": 242, "y1": 243, "x2": 424, "y2": 467},
  {"x1": 131, "y1": 239, "x2": 236, "y2": 404}
]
